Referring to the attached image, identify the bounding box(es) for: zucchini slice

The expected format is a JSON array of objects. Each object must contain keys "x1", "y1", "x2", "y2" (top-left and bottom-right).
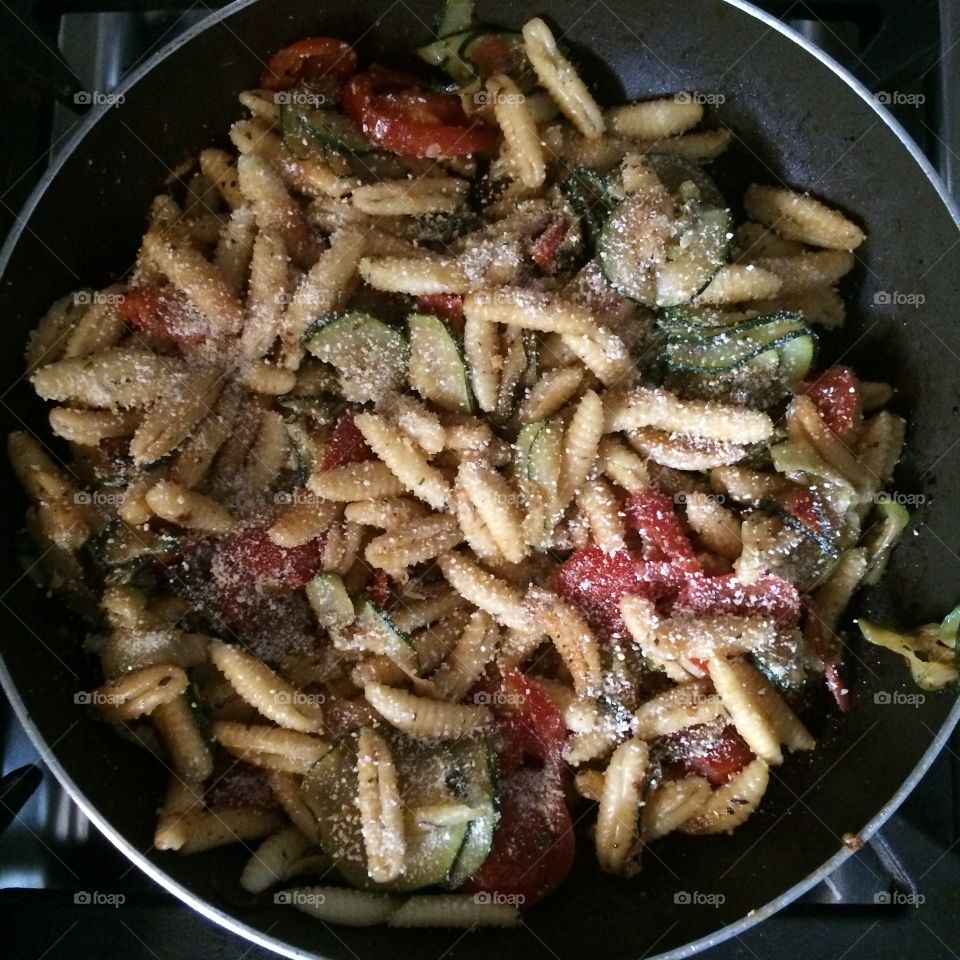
[
  {"x1": 284, "y1": 419, "x2": 316, "y2": 488},
  {"x1": 305, "y1": 572, "x2": 356, "y2": 632},
  {"x1": 663, "y1": 311, "x2": 814, "y2": 374},
  {"x1": 602, "y1": 155, "x2": 730, "y2": 307},
  {"x1": 527, "y1": 418, "x2": 563, "y2": 493},
  {"x1": 435, "y1": 0, "x2": 475, "y2": 37},
  {"x1": 561, "y1": 167, "x2": 619, "y2": 252},
  {"x1": 861, "y1": 499, "x2": 910, "y2": 586},
  {"x1": 280, "y1": 102, "x2": 373, "y2": 157},
  {"x1": 598, "y1": 193, "x2": 665, "y2": 303},
  {"x1": 444, "y1": 739, "x2": 499, "y2": 888},
  {"x1": 647, "y1": 153, "x2": 725, "y2": 207},
  {"x1": 407, "y1": 312, "x2": 475, "y2": 414},
  {"x1": 276, "y1": 394, "x2": 336, "y2": 425},
  {"x1": 654, "y1": 203, "x2": 731, "y2": 307},
  {"x1": 417, "y1": 28, "x2": 524, "y2": 90},
  {"x1": 356, "y1": 600, "x2": 418, "y2": 675},
  {"x1": 303, "y1": 311, "x2": 408, "y2": 404},
  {"x1": 513, "y1": 419, "x2": 563, "y2": 546},
  {"x1": 300, "y1": 734, "x2": 497, "y2": 892},
  {"x1": 85, "y1": 520, "x2": 179, "y2": 571}
]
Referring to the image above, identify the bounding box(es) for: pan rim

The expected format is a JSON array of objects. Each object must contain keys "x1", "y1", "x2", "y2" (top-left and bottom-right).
[{"x1": 0, "y1": 0, "x2": 958, "y2": 958}]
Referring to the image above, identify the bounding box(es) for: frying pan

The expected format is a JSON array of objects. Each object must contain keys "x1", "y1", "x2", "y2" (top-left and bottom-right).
[{"x1": 1, "y1": 0, "x2": 958, "y2": 957}]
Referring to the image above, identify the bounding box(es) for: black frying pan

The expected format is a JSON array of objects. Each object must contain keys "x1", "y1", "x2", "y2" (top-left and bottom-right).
[{"x1": 1, "y1": 1, "x2": 958, "y2": 957}]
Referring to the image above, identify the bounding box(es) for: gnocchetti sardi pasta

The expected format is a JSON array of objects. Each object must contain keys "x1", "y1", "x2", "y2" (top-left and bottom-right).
[{"x1": 9, "y1": 0, "x2": 958, "y2": 933}]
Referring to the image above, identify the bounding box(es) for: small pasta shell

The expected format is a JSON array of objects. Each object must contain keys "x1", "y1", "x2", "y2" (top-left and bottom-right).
[
  {"x1": 352, "y1": 177, "x2": 469, "y2": 215},
  {"x1": 438, "y1": 552, "x2": 530, "y2": 632},
  {"x1": 752, "y1": 250, "x2": 855, "y2": 296},
  {"x1": 527, "y1": 586, "x2": 602, "y2": 698},
  {"x1": 285, "y1": 887, "x2": 400, "y2": 926},
  {"x1": 152, "y1": 695, "x2": 214, "y2": 782},
  {"x1": 641, "y1": 776, "x2": 712, "y2": 841},
  {"x1": 240, "y1": 826, "x2": 313, "y2": 894},
  {"x1": 680, "y1": 758, "x2": 770, "y2": 835},
  {"x1": 354, "y1": 412, "x2": 450, "y2": 510},
  {"x1": 359, "y1": 256, "x2": 469, "y2": 296},
  {"x1": 558, "y1": 389, "x2": 604, "y2": 508},
  {"x1": 30, "y1": 348, "x2": 171, "y2": 409},
  {"x1": 708, "y1": 656, "x2": 814, "y2": 764},
  {"x1": 388, "y1": 894, "x2": 520, "y2": 928},
  {"x1": 488, "y1": 74, "x2": 545, "y2": 188},
  {"x1": 744, "y1": 184, "x2": 865, "y2": 250},
  {"x1": 596, "y1": 738, "x2": 648, "y2": 876},
  {"x1": 605, "y1": 386, "x2": 774, "y2": 445},
  {"x1": 92, "y1": 664, "x2": 188, "y2": 721},
  {"x1": 522, "y1": 18, "x2": 604, "y2": 139},
  {"x1": 633, "y1": 680, "x2": 725, "y2": 740},
  {"x1": 458, "y1": 460, "x2": 526, "y2": 564},
  {"x1": 694, "y1": 264, "x2": 782, "y2": 305},
  {"x1": 364, "y1": 682, "x2": 491, "y2": 739},
  {"x1": 356, "y1": 727, "x2": 406, "y2": 883},
  {"x1": 213, "y1": 721, "x2": 330, "y2": 773},
  {"x1": 177, "y1": 808, "x2": 284, "y2": 854},
  {"x1": 209, "y1": 642, "x2": 324, "y2": 733},
  {"x1": 308, "y1": 460, "x2": 405, "y2": 501},
  {"x1": 606, "y1": 97, "x2": 703, "y2": 140},
  {"x1": 145, "y1": 481, "x2": 235, "y2": 534}
]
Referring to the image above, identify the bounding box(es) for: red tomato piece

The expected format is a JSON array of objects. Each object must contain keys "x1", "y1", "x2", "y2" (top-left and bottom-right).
[
  {"x1": 369, "y1": 569, "x2": 391, "y2": 607},
  {"x1": 670, "y1": 723, "x2": 755, "y2": 786},
  {"x1": 496, "y1": 670, "x2": 565, "y2": 772},
  {"x1": 214, "y1": 522, "x2": 327, "y2": 591},
  {"x1": 462, "y1": 765, "x2": 575, "y2": 906},
  {"x1": 321, "y1": 415, "x2": 375, "y2": 471},
  {"x1": 465, "y1": 671, "x2": 573, "y2": 905},
  {"x1": 415, "y1": 293, "x2": 464, "y2": 323},
  {"x1": 260, "y1": 37, "x2": 357, "y2": 91},
  {"x1": 624, "y1": 490, "x2": 701, "y2": 572},
  {"x1": 554, "y1": 545, "x2": 682, "y2": 639},
  {"x1": 342, "y1": 66, "x2": 498, "y2": 158},
  {"x1": 117, "y1": 285, "x2": 209, "y2": 344},
  {"x1": 674, "y1": 573, "x2": 801, "y2": 626},
  {"x1": 464, "y1": 34, "x2": 521, "y2": 78},
  {"x1": 781, "y1": 488, "x2": 827, "y2": 536},
  {"x1": 806, "y1": 609, "x2": 852, "y2": 712},
  {"x1": 798, "y1": 366, "x2": 861, "y2": 436},
  {"x1": 530, "y1": 214, "x2": 569, "y2": 274},
  {"x1": 205, "y1": 757, "x2": 280, "y2": 811}
]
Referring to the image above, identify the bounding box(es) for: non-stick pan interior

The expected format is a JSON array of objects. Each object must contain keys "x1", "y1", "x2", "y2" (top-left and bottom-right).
[{"x1": 0, "y1": 1, "x2": 958, "y2": 958}]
